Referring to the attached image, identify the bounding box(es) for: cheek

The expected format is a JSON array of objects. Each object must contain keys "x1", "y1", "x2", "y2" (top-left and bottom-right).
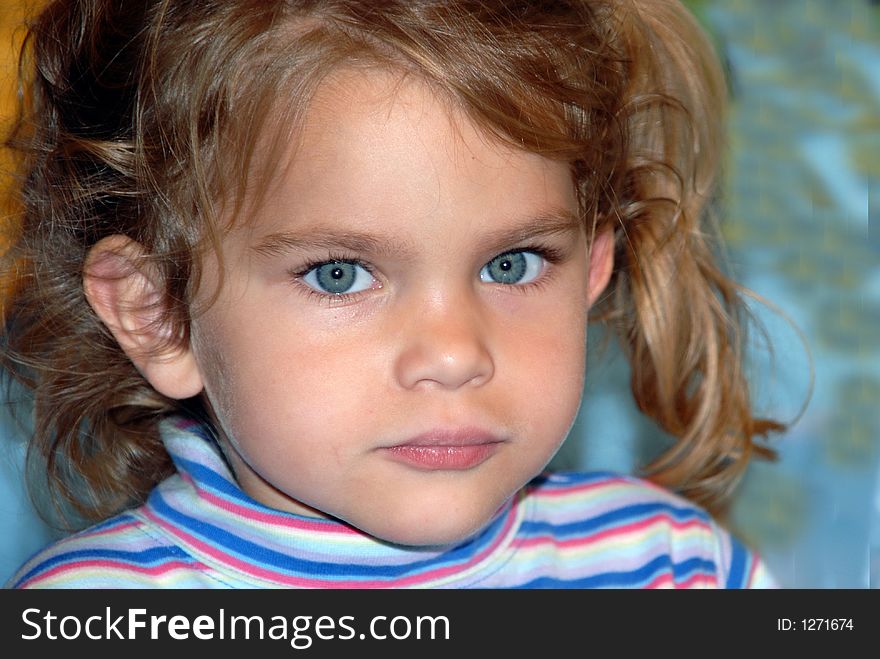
[
  {"x1": 195, "y1": 303, "x2": 381, "y2": 441},
  {"x1": 500, "y1": 303, "x2": 587, "y2": 427}
]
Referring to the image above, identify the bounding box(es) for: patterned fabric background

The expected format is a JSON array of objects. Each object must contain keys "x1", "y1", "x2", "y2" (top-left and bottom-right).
[
  {"x1": 1, "y1": 0, "x2": 878, "y2": 587},
  {"x1": 553, "y1": 0, "x2": 879, "y2": 588}
]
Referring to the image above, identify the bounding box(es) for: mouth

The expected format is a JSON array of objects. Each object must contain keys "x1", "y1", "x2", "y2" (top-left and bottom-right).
[{"x1": 380, "y1": 428, "x2": 504, "y2": 471}]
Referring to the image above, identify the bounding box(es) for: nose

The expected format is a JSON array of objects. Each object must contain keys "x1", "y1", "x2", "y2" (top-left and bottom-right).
[{"x1": 393, "y1": 293, "x2": 494, "y2": 391}]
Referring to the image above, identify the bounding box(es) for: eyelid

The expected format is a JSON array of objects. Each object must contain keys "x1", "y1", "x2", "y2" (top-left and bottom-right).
[
  {"x1": 291, "y1": 255, "x2": 374, "y2": 278},
  {"x1": 484, "y1": 244, "x2": 567, "y2": 274},
  {"x1": 498, "y1": 244, "x2": 566, "y2": 264}
]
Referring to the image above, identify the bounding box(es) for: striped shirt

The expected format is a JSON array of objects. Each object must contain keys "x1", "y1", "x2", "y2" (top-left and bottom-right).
[{"x1": 9, "y1": 417, "x2": 775, "y2": 588}]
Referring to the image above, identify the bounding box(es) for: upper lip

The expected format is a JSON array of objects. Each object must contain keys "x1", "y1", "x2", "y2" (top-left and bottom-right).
[{"x1": 388, "y1": 427, "x2": 505, "y2": 447}]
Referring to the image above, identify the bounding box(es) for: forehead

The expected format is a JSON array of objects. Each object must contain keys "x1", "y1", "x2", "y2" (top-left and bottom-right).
[{"x1": 250, "y1": 66, "x2": 577, "y2": 229}]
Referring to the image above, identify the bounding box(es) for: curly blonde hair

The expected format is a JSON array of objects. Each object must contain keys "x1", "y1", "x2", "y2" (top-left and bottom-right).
[{"x1": 2, "y1": 0, "x2": 786, "y2": 525}]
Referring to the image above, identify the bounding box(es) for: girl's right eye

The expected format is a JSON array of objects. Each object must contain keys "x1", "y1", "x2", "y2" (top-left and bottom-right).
[{"x1": 300, "y1": 260, "x2": 376, "y2": 295}]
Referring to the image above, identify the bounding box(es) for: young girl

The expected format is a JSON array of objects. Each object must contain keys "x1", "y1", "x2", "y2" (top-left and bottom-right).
[{"x1": 2, "y1": 0, "x2": 786, "y2": 588}]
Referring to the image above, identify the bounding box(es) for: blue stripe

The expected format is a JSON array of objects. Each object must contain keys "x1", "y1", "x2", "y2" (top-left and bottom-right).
[
  {"x1": 13, "y1": 546, "x2": 189, "y2": 587},
  {"x1": 519, "y1": 501, "x2": 708, "y2": 539},
  {"x1": 726, "y1": 537, "x2": 747, "y2": 588},
  {"x1": 148, "y1": 490, "x2": 512, "y2": 581},
  {"x1": 513, "y1": 555, "x2": 716, "y2": 589},
  {"x1": 173, "y1": 456, "x2": 259, "y2": 506},
  {"x1": 87, "y1": 514, "x2": 140, "y2": 533}
]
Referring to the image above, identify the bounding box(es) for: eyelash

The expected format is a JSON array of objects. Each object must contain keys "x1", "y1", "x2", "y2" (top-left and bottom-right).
[{"x1": 289, "y1": 244, "x2": 566, "y2": 304}]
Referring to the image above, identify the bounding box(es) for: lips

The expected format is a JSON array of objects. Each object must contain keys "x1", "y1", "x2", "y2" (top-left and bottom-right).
[{"x1": 381, "y1": 428, "x2": 504, "y2": 471}]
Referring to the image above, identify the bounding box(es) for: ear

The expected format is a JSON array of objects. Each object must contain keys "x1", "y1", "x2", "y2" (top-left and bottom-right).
[
  {"x1": 586, "y1": 225, "x2": 615, "y2": 307},
  {"x1": 83, "y1": 235, "x2": 204, "y2": 400}
]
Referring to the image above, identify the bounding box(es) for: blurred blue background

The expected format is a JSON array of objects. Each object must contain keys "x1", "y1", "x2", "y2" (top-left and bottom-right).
[
  {"x1": 2, "y1": 0, "x2": 878, "y2": 587},
  {"x1": 555, "y1": 0, "x2": 879, "y2": 588}
]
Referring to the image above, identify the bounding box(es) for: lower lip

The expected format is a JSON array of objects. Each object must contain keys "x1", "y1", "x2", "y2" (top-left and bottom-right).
[{"x1": 383, "y1": 443, "x2": 499, "y2": 470}]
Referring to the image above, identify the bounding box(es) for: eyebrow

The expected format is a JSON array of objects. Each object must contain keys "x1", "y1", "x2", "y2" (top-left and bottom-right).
[
  {"x1": 478, "y1": 209, "x2": 582, "y2": 248},
  {"x1": 251, "y1": 209, "x2": 582, "y2": 259}
]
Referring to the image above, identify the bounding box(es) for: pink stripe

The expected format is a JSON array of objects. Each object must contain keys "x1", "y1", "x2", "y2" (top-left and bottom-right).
[
  {"x1": 675, "y1": 572, "x2": 716, "y2": 589},
  {"x1": 644, "y1": 572, "x2": 716, "y2": 589},
  {"x1": 193, "y1": 472, "x2": 514, "y2": 540},
  {"x1": 644, "y1": 572, "x2": 674, "y2": 588},
  {"x1": 76, "y1": 519, "x2": 142, "y2": 539},
  {"x1": 746, "y1": 554, "x2": 759, "y2": 586},
  {"x1": 143, "y1": 499, "x2": 518, "y2": 588},
  {"x1": 512, "y1": 513, "x2": 709, "y2": 551},
  {"x1": 198, "y1": 486, "x2": 362, "y2": 536},
  {"x1": 20, "y1": 559, "x2": 205, "y2": 588},
  {"x1": 173, "y1": 418, "x2": 201, "y2": 431},
  {"x1": 381, "y1": 505, "x2": 518, "y2": 588}
]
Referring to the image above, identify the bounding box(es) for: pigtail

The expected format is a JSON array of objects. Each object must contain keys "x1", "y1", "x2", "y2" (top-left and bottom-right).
[
  {"x1": 1, "y1": 0, "x2": 179, "y2": 526},
  {"x1": 594, "y1": 0, "x2": 785, "y2": 513},
  {"x1": 1, "y1": 0, "x2": 337, "y2": 527}
]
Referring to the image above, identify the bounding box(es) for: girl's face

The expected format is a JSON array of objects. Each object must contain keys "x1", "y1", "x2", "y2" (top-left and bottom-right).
[{"x1": 188, "y1": 68, "x2": 612, "y2": 546}]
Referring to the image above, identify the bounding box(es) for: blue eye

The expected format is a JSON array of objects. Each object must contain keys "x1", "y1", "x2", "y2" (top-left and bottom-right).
[
  {"x1": 301, "y1": 260, "x2": 375, "y2": 295},
  {"x1": 479, "y1": 251, "x2": 544, "y2": 285}
]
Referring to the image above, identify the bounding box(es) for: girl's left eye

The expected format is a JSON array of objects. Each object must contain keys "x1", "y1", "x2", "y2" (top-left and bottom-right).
[
  {"x1": 479, "y1": 251, "x2": 544, "y2": 285},
  {"x1": 301, "y1": 260, "x2": 375, "y2": 295}
]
